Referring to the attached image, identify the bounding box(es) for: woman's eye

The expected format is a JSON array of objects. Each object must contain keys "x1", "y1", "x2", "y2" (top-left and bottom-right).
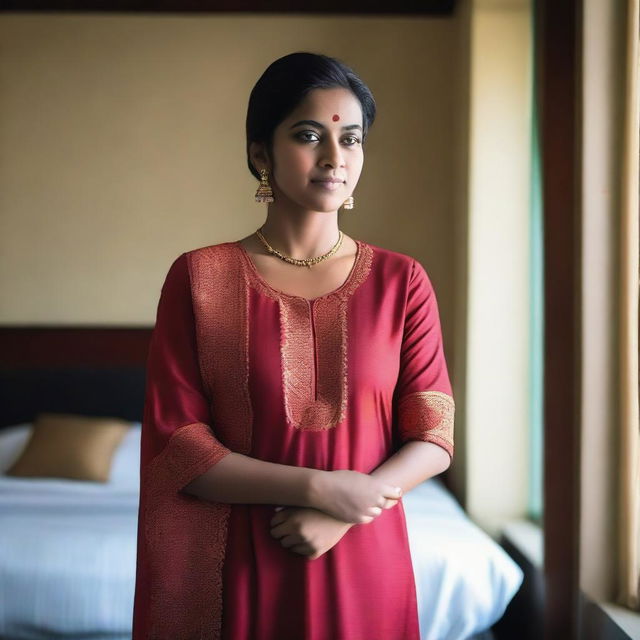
[
  {"x1": 296, "y1": 132, "x2": 361, "y2": 146},
  {"x1": 297, "y1": 131, "x2": 320, "y2": 142}
]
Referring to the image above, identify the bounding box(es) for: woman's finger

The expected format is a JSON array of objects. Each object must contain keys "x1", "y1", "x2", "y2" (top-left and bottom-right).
[
  {"x1": 270, "y1": 511, "x2": 287, "y2": 527},
  {"x1": 280, "y1": 533, "x2": 305, "y2": 548},
  {"x1": 291, "y1": 542, "x2": 314, "y2": 556}
]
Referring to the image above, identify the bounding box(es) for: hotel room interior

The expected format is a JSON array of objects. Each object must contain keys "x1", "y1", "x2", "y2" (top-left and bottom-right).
[{"x1": 0, "y1": 1, "x2": 637, "y2": 639}]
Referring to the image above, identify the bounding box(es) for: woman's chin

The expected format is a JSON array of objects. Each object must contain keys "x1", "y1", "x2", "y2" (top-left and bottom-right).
[
  {"x1": 286, "y1": 200, "x2": 342, "y2": 214},
  {"x1": 307, "y1": 194, "x2": 349, "y2": 212},
  {"x1": 277, "y1": 191, "x2": 346, "y2": 213}
]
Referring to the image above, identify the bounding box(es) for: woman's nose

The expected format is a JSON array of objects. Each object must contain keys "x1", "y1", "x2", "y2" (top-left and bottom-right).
[{"x1": 320, "y1": 139, "x2": 345, "y2": 168}]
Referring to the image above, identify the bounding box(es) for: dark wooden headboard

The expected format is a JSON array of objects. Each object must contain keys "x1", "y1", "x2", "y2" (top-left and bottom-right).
[{"x1": 0, "y1": 327, "x2": 152, "y2": 429}]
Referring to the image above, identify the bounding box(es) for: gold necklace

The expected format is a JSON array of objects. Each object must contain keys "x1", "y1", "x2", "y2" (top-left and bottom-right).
[{"x1": 254, "y1": 227, "x2": 344, "y2": 268}]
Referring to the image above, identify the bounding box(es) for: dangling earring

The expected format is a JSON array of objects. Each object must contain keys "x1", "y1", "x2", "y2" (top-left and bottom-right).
[
  {"x1": 342, "y1": 196, "x2": 354, "y2": 210},
  {"x1": 255, "y1": 168, "x2": 274, "y2": 203}
]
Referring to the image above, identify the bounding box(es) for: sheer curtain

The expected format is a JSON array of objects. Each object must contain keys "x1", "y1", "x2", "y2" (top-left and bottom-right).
[{"x1": 618, "y1": 0, "x2": 640, "y2": 612}]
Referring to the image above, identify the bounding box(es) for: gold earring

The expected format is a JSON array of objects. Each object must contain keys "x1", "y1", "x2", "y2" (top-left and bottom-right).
[
  {"x1": 255, "y1": 168, "x2": 274, "y2": 203},
  {"x1": 342, "y1": 196, "x2": 354, "y2": 210}
]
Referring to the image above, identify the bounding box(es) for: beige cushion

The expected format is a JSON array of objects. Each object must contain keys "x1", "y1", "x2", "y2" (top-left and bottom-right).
[{"x1": 5, "y1": 413, "x2": 131, "y2": 483}]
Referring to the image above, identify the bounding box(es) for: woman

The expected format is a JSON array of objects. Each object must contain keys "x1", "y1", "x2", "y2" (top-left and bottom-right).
[{"x1": 132, "y1": 52, "x2": 455, "y2": 640}]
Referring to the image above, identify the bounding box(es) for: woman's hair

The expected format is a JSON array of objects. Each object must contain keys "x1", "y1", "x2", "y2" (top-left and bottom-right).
[{"x1": 245, "y1": 52, "x2": 376, "y2": 180}]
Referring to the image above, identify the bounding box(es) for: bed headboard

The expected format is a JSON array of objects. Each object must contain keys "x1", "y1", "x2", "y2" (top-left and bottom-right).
[{"x1": 0, "y1": 327, "x2": 151, "y2": 430}]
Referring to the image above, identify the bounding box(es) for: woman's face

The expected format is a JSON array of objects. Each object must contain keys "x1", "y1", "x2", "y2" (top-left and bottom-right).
[{"x1": 267, "y1": 87, "x2": 365, "y2": 214}]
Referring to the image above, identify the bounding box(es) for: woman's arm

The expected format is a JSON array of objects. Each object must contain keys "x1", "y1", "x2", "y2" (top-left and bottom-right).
[
  {"x1": 182, "y1": 455, "x2": 404, "y2": 524},
  {"x1": 180, "y1": 452, "x2": 320, "y2": 508},
  {"x1": 368, "y1": 440, "x2": 450, "y2": 497},
  {"x1": 377, "y1": 257, "x2": 455, "y2": 497},
  {"x1": 266, "y1": 444, "x2": 446, "y2": 561}
]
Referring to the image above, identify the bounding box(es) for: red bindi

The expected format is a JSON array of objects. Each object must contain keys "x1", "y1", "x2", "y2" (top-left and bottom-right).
[{"x1": 332, "y1": 114, "x2": 340, "y2": 121}]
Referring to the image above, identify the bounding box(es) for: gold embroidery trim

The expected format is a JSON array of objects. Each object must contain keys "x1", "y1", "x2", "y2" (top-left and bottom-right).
[
  {"x1": 179, "y1": 244, "x2": 254, "y2": 640},
  {"x1": 240, "y1": 240, "x2": 374, "y2": 430},
  {"x1": 143, "y1": 422, "x2": 231, "y2": 640},
  {"x1": 188, "y1": 244, "x2": 253, "y2": 454},
  {"x1": 280, "y1": 295, "x2": 348, "y2": 430},
  {"x1": 397, "y1": 390, "x2": 455, "y2": 458}
]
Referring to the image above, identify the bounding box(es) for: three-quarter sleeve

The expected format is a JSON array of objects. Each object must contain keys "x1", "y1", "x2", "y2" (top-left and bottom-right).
[
  {"x1": 393, "y1": 258, "x2": 455, "y2": 462},
  {"x1": 141, "y1": 252, "x2": 232, "y2": 491}
]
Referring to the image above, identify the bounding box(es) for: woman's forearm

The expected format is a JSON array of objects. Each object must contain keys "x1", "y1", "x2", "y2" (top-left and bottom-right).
[
  {"x1": 369, "y1": 441, "x2": 450, "y2": 495},
  {"x1": 180, "y1": 441, "x2": 448, "y2": 512},
  {"x1": 180, "y1": 451, "x2": 323, "y2": 508}
]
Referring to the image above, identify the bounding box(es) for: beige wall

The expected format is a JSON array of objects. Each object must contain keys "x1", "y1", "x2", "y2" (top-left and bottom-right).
[
  {"x1": 461, "y1": 0, "x2": 532, "y2": 536},
  {"x1": 0, "y1": 13, "x2": 458, "y2": 348}
]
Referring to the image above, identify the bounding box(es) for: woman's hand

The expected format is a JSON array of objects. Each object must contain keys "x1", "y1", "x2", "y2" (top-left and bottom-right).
[
  {"x1": 269, "y1": 506, "x2": 353, "y2": 560},
  {"x1": 308, "y1": 470, "x2": 402, "y2": 524}
]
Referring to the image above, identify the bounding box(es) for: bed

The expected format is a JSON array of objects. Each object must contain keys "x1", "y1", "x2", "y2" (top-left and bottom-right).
[{"x1": 0, "y1": 327, "x2": 523, "y2": 640}]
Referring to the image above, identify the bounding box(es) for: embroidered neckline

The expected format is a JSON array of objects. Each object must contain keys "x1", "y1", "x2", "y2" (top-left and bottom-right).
[{"x1": 234, "y1": 238, "x2": 366, "y2": 302}]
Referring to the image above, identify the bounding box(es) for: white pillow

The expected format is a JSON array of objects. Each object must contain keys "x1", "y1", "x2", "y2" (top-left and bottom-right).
[
  {"x1": 0, "y1": 423, "x2": 32, "y2": 472},
  {"x1": 0, "y1": 421, "x2": 141, "y2": 490},
  {"x1": 108, "y1": 422, "x2": 141, "y2": 489}
]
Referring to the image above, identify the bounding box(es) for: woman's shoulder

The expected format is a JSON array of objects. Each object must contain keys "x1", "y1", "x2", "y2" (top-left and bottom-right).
[
  {"x1": 361, "y1": 239, "x2": 420, "y2": 273},
  {"x1": 176, "y1": 241, "x2": 242, "y2": 274},
  {"x1": 183, "y1": 240, "x2": 238, "y2": 258},
  {"x1": 159, "y1": 242, "x2": 238, "y2": 286}
]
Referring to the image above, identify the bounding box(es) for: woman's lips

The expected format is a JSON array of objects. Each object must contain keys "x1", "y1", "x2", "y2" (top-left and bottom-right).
[{"x1": 311, "y1": 180, "x2": 344, "y2": 191}]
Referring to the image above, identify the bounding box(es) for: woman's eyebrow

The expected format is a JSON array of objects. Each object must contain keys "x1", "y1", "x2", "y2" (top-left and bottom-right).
[{"x1": 289, "y1": 119, "x2": 362, "y2": 132}]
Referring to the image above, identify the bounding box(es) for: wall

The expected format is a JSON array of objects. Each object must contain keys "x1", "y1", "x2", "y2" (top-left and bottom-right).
[
  {"x1": 462, "y1": 0, "x2": 533, "y2": 535},
  {"x1": 0, "y1": 14, "x2": 458, "y2": 341}
]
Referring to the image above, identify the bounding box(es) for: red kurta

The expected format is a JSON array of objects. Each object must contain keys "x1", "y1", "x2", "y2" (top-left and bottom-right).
[{"x1": 132, "y1": 239, "x2": 455, "y2": 640}]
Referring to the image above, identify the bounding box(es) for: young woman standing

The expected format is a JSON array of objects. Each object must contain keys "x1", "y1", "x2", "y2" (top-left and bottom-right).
[{"x1": 132, "y1": 51, "x2": 455, "y2": 640}]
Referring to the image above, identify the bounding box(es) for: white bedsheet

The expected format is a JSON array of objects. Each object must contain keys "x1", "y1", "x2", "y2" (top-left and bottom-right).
[
  {"x1": 0, "y1": 424, "x2": 140, "y2": 640},
  {"x1": 403, "y1": 478, "x2": 524, "y2": 639},
  {"x1": 0, "y1": 423, "x2": 523, "y2": 640},
  {"x1": 0, "y1": 481, "x2": 138, "y2": 639}
]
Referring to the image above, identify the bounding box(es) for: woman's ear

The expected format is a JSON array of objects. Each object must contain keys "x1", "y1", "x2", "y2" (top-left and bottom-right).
[{"x1": 249, "y1": 141, "x2": 270, "y2": 175}]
